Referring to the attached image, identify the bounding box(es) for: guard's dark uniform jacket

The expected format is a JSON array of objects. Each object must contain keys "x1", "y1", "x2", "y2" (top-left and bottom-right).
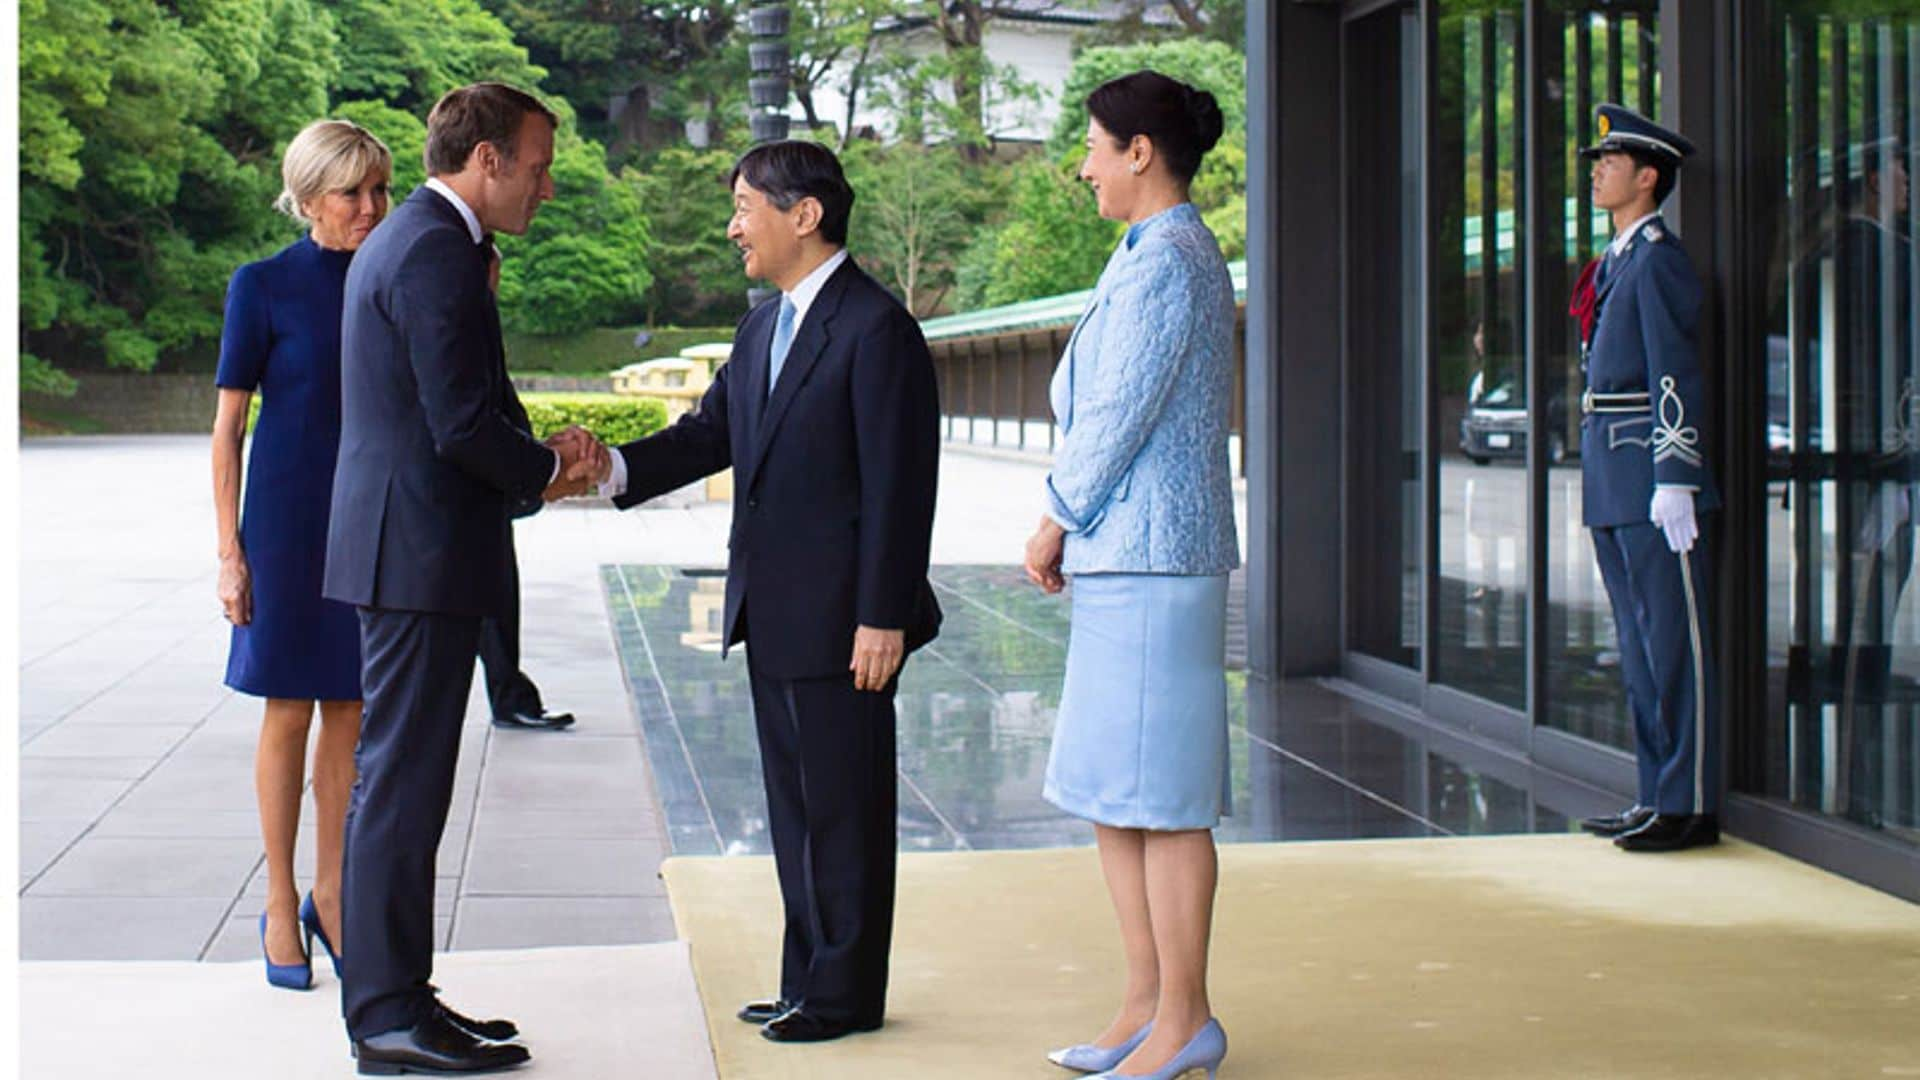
[{"x1": 1575, "y1": 215, "x2": 1720, "y2": 526}]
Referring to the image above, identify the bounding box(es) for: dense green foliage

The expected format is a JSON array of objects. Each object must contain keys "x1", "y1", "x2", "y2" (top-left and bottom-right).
[
  {"x1": 521, "y1": 392, "x2": 668, "y2": 444},
  {"x1": 503, "y1": 324, "x2": 736, "y2": 373},
  {"x1": 957, "y1": 38, "x2": 1247, "y2": 309},
  {"x1": 21, "y1": 1, "x2": 1249, "y2": 391}
]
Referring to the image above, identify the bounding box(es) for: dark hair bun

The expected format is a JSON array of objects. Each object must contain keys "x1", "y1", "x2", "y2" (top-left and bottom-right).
[{"x1": 1185, "y1": 88, "x2": 1224, "y2": 156}]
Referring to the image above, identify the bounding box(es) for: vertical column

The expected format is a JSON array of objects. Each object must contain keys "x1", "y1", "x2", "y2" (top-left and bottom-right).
[{"x1": 1245, "y1": 0, "x2": 1342, "y2": 680}]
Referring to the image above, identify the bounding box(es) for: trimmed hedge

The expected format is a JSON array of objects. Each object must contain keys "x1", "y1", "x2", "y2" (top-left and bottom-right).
[
  {"x1": 502, "y1": 325, "x2": 735, "y2": 374},
  {"x1": 521, "y1": 392, "x2": 668, "y2": 445},
  {"x1": 246, "y1": 392, "x2": 668, "y2": 445}
]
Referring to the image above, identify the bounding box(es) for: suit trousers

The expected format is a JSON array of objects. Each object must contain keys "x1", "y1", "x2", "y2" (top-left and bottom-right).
[
  {"x1": 1590, "y1": 521, "x2": 1720, "y2": 816},
  {"x1": 477, "y1": 556, "x2": 541, "y2": 719},
  {"x1": 342, "y1": 608, "x2": 480, "y2": 1038},
  {"x1": 746, "y1": 652, "x2": 899, "y2": 1025}
]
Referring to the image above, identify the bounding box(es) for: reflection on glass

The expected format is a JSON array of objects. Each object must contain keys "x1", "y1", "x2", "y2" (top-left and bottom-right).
[
  {"x1": 1434, "y1": 4, "x2": 1528, "y2": 708},
  {"x1": 1765, "y1": 11, "x2": 1920, "y2": 847},
  {"x1": 1545, "y1": 5, "x2": 1660, "y2": 750}
]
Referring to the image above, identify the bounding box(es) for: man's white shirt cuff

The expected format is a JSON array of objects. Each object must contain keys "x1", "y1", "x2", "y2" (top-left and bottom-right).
[{"x1": 598, "y1": 451, "x2": 628, "y2": 498}]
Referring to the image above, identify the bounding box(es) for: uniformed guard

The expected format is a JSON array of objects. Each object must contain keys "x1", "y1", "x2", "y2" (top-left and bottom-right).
[{"x1": 1568, "y1": 104, "x2": 1722, "y2": 852}]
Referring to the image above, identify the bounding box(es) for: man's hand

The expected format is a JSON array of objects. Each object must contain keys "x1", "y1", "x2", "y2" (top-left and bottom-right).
[
  {"x1": 850, "y1": 626, "x2": 905, "y2": 692},
  {"x1": 218, "y1": 550, "x2": 252, "y2": 625},
  {"x1": 1648, "y1": 486, "x2": 1698, "y2": 554},
  {"x1": 543, "y1": 426, "x2": 611, "y2": 500},
  {"x1": 1025, "y1": 515, "x2": 1066, "y2": 594}
]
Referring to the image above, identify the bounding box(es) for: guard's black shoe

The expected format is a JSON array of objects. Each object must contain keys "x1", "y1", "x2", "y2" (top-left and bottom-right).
[
  {"x1": 353, "y1": 1009, "x2": 530, "y2": 1075},
  {"x1": 737, "y1": 998, "x2": 794, "y2": 1024},
  {"x1": 1614, "y1": 814, "x2": 1720, "y2": 852},
  {"x1": 1581, "y1": 805, "x2": 1654, "y2": 837},
  {"x1": 760, "y1": 1009, "x2": 882, "y2": 1043},
  {"x1": 492, "y1": 709, "x2": 575, "y2": 730},
  {"x1": 437, "y1": 1001, "x2": 519, "y2": 1042}
]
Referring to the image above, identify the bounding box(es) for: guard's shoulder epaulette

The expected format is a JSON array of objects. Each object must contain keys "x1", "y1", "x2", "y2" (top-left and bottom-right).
[{"x1": 1644, "y1": 224, "x2": 1666, "y2": 243}]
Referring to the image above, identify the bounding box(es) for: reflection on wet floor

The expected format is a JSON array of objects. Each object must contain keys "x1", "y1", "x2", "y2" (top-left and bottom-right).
[{"x1": 604, "y1": 565, "x2": 1592, "y2": 856}]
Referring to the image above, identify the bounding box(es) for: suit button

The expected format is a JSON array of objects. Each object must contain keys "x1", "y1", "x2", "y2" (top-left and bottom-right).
[{"x1": 747, "y1": 497, "x2": 760, "y2": 510}]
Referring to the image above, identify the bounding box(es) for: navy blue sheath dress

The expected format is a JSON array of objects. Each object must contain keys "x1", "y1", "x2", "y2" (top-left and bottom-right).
[{"x1": 216, "y1": 236, "x2": 363, "y2": 701}]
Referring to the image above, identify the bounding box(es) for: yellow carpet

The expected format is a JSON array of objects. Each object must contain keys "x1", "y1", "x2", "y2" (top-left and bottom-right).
[{"x1": 664, "y1": 836, "x2": 1920, "y2": 1079}]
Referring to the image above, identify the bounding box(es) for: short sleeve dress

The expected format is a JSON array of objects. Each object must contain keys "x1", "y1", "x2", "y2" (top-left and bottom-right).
[{"x1": 215, "y1": 235, "x2": 363, "y2": 701}]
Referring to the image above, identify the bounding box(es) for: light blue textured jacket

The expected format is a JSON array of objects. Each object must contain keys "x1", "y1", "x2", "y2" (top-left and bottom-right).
[{"x1": 1046, "y1": 203, "x2": 1240, "y2": 575}]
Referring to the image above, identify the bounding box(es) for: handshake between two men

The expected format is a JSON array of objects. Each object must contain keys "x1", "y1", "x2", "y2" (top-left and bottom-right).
[{"x1": 540, "y1": 425, "x2": 615, "y2": 501}]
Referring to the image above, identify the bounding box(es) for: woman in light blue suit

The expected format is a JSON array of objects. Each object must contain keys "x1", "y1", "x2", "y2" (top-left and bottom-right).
[{"x1": 1025, "y1": 71, "x2": 1238, "y2": 1080}]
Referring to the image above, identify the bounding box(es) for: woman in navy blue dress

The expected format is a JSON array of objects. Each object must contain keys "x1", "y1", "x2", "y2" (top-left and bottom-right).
[{"x1": 212, "y1": 120, "x2": 391, "y2": 990}]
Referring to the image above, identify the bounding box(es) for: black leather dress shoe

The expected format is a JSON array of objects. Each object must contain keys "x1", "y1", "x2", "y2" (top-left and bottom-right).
[
  {"x1": 438, "y1": 1001, "x2": 518, "y2": 1042},
  {"x1": 492, "y1": 709, "x2": 575, "y2": 730},
  {"x1": 1581, "y1": 805, "x2": 1654, "y2": 837},
  {"x1": 353, "y1": 1009, "x2": 530, "y2": 1075},
  {"x1": 737, "y1": 998, "x2": 793, "y2": 1024},
  {"x1": 1615, "y1": 814, "x2": 1720, "y2": 852},
  {"x1": 760, "y1": 1009, "x2": 882, "y2": 1044}
]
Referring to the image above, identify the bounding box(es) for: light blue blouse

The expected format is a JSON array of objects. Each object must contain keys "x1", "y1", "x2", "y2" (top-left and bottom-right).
[{"x1": 1046, "y1": 203, "x2": 1240, "y2": 575}]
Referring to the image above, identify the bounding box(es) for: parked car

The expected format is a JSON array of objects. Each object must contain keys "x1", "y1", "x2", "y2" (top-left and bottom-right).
[{"x1": 1459, "y1": 371, "x2": 1572, "y2": 465}]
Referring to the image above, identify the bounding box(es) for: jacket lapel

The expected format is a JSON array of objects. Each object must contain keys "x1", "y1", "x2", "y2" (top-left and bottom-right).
[{"x1": 746, "y1": 261, "x2": 853, "y2": 483}]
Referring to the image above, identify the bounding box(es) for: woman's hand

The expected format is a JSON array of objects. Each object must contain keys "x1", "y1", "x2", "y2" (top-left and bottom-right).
[
  {"x1": 1025, "y1": 516, "x2": 1067, "y2": 594},
  {"x1": 219, "y1": 550, "x2": 253, "y2": 625}
]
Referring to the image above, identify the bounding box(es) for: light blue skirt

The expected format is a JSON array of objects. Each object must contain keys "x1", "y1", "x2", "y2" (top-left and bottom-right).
[{"x1": 1044, "y1": 572, "x2": 1231, "y2": 830}]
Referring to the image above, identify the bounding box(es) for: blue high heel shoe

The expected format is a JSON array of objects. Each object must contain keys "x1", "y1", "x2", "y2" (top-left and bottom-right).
[
  {"x1": 1048, "y1": 1022, "x2": 1152, "y2": 1073},
  {"x1": 299, "y1": 892, "x2": 343, "y2": 980},
  {"x1": 259, "y1": 912, "x2": 312, "y2": 990},
  {"x1": 1087, "y1": 1018, "x2": 1227, "y2": 1080}
]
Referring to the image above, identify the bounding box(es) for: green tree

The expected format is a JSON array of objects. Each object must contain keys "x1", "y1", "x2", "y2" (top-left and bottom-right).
[
  {"x1": 960, "y1": 154, "x2": 1120, "y2": 309},
  {"x1": 844, "y1": 141, "x2": 1005, "y2": 315},
  {"x1": 626, "y1": 146, "x2": 746, "y2": 326},
  {"x1": 330, "y1": 0, "x2": 549, "y2": 116},
  {"x1": 19, "y1": 0, "x2": 337, "y2": 388},
  {"x1": 497, "y1": 135, "x2": 655, "y2": 334},
  {"x1": 477, "y1": 0, "x2": 738, "y2": 152}
]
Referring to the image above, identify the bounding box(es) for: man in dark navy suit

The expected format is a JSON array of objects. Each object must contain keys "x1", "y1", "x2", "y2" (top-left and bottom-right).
[
  {"x1": 325, "y1": 82, "x2": 604, "y2": 1074},
  {"x1": 582, "y1": 141, "x2": 942, "y2": 1043},
  {"x1": 1568, "y1": 104, "x2": 1722, "y2": 852}
]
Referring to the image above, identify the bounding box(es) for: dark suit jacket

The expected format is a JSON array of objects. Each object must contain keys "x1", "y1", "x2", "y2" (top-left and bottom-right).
[
  {"x1": 324, "y1": 187, "x2": 554, "y2": 617},
  {"x1": 613, "y1": 258, "x2": 942, "y2": 679}
]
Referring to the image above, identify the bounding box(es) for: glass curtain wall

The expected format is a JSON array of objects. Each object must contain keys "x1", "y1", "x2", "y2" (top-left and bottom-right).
[
  {"x1": 1434, "y1": 2, "x2": 1529, "y2": 709},
  {"x1": 1763, "y1": 5, "x2": 1920, "y2": 848},
  {"x1": 1542, "y1": 4, "x2": 1661, "y2": 749}
]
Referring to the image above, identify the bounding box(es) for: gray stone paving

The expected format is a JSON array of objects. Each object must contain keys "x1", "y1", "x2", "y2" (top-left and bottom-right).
[{"x1": 21, "y1": 435, "x2": 1205, "y2": 963}]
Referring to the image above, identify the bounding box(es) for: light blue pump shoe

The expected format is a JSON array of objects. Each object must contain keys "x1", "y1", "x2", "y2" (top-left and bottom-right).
[
  {"x1": 1047, "y1": 1022, "x2": 1152, "y2": 1072},
  {"x1": 1087, "y1": 1018, "x2": 1227, "y2": 1080},
  {"x1": 299, "y1": 892, "x2": 343, "y2": 980},
  {"x1": 259, "y1": 912, "x2": 312, "y2": 991}
]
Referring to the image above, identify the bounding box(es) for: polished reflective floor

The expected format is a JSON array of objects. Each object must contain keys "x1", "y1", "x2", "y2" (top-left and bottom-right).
[{"x1": 605, "y1": 566, "x2": 1594, "y2": 856}]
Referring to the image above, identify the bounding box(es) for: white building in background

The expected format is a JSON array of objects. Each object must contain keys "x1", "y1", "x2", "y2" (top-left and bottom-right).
[{"x1": 800, "y1": 2, "x2": 1181, "y2": 147}]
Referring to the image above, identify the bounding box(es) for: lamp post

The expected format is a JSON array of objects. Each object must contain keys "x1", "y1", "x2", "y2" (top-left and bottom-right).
[{"x1": 746, "y1": 4, "x2": 791, "y2": 309}]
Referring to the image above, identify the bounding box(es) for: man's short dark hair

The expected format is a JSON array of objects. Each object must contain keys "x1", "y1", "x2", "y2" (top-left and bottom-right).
[
  {"x1": 425, "y1": 83, "x2": 558, "y2": 176},
  {"x1": 729, "y1": 141, "x2": 855, "y2": 246},
  {"x1": 1623, "y1": 147, "x2": 1679, "y2": 206}
]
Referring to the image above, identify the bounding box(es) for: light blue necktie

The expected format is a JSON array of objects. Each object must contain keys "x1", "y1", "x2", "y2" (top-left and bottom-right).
[{"x1": 767, "y1": 296, "x2": 797, "y2": 400}]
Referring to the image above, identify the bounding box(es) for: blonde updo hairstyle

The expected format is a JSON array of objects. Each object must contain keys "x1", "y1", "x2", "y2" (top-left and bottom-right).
[{"x1": 273, "y1": 119, "x2": 393, "y2": 225}]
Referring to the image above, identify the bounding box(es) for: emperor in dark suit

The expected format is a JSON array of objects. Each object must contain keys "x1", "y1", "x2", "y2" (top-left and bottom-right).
[
  {"x1": 324, "y1": 84, "x2": 595, "y2": 1074},
  {"x1": 1571, "y1": 105, "x2": 1722, "y2": 852},
  {"x1": 591, "y1": 141, "x2": 941, "y2": 1043}
]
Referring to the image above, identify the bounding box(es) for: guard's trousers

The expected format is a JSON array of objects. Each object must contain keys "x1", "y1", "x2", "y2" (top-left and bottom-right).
[{"x1": 1590, "y1": 520, "x2": 1720, "y2": 816}]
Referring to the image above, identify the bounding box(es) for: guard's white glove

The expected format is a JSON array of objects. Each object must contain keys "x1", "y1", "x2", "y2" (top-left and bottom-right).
[{"x1": 1649, "y1": 486, "x2": 1698, "y2": 554}]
